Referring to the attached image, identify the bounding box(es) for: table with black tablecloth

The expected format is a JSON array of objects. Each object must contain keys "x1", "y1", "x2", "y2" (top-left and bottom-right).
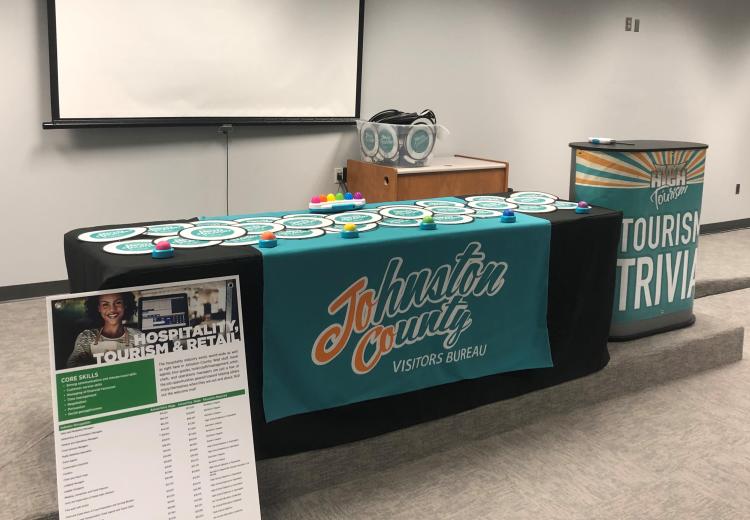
[{"x1": 64, "y1": 195, "x2": 622, "y2": 459}]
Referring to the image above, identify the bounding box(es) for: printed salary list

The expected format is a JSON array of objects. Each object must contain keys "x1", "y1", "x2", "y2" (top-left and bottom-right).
[{"x1": 47, "y1": 277, "x2": 261, "y2": 520}]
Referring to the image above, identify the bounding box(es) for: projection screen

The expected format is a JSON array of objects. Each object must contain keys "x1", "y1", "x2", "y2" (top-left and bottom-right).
[{"x1": 45, "y1": 0, "x2": 363, "y2": 128}]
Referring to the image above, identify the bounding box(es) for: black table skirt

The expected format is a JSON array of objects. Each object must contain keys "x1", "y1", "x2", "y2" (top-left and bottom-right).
[{"x1": 64, "y1": 201, "x2": 622, "y2": 459}]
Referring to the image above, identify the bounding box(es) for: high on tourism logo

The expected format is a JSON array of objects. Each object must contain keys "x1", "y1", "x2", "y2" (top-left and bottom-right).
[
  {"x1": 310, "y1": 242, "x2": 507, "y2": 375},
  {"x1": 650, "y1": 162, "x2": 688, "y2": 210},
  {"x1": 574, "y1": 149, "x2": 704, "y2": 206}
]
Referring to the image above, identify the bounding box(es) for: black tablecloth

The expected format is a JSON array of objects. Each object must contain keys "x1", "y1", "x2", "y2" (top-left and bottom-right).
[{"x1": 64, "y1": 201, "x2": 622, "y2": 459}]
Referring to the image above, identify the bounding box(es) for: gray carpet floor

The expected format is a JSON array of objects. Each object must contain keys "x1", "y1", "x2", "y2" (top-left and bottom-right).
[
  {"x1": 0, "y1": 229, "x2": 748, "y2": 520},
  {"x1": 259, "y1": 289, "x2": 750, "y2": 520},
  {"x1": 696, "y1": 228, "x2": 750, "y2": 297}
]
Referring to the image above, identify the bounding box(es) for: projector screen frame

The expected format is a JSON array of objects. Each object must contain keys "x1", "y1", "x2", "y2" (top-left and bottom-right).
[{"x1": 43, "y1": 0, "x2": 365, "y2": 130}]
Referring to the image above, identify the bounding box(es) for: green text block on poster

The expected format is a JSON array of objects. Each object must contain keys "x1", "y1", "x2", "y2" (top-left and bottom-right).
[{"x1": 56, "y1": 359, "x2": 157, "y2": 422}]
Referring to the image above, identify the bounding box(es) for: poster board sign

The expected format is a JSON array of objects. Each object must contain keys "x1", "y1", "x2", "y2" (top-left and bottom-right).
[{"x1": 47, "y1": 276, "x2": 261, "y2": 519}]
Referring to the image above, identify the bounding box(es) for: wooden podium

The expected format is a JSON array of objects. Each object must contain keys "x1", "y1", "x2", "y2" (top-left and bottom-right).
[{"x1": 346, "y1": 155, "x2": 509, "y2": 203}]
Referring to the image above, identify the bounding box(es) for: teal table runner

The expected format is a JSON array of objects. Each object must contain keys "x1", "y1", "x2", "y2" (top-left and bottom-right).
[{"x1": 211, "y1": 198, "x2": 553, "y2": 421}]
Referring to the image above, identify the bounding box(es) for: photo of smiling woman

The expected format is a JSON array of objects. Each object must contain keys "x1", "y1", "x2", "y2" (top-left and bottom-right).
[{"x1": 66, "y1": 292, "x2": 142, "y2": 368}]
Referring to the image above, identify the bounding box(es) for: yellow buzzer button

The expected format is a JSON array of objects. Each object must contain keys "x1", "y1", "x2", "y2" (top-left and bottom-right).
[
  {"x1": 326, "y1": 193, "x2": 336, "y2": 202},
  {"x1": 343, "y1": 223, "x2": 357, "y2": 232}
]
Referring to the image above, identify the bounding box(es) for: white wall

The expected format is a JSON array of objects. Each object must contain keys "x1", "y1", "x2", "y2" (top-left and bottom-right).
[
  {"x1": 360, "y1": 0, "x2": 750, "y2": 221},
  {"x1": 1, "y1": 0, "x2": 748, "y2": 287},
  {"x1": 0, "y1": 1, "x2": 229, "y2": 286}
]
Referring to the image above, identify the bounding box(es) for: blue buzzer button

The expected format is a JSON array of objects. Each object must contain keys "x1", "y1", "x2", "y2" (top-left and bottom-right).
[
  {"x1": 340, "y1": 223, "x2": 359, "y2": 238},
  {"x1": 152, "y1": 242, "x2": 174, "y2": 258},
  {"x1": 340, "y1": 230, "x2": 359, "y2": 239},
  {"x1": 575, "y1": 201, "x2": 591, "y2": 214},
  {"x1": 152, "y1": 248, "x2": 174, "y2": 259},
  {"x1": 420, "y1": 216, "x2": 437, "y2": 230},
  {"x1": 500, "y1": 209, "x2": 516, "y2": 223},
  {"x1": 259, "y1": 238, "x2": 278, "y2": 248}
]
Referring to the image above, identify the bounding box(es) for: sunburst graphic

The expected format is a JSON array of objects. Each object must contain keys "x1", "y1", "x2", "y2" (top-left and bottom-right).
[{"x1": 575, "y1": 149, "x2": 705, "y2": 189}]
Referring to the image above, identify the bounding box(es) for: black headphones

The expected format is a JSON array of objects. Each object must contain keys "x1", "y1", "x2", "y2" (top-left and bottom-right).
[
  {"x1": 369, "y1": 109, "x2": 437, "y2": 126},
  {"x1": 360, "y1": 109, "x2": 438, "y2": 165}
]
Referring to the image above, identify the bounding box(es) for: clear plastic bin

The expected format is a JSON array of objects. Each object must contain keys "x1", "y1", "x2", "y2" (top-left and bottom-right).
[{"x1": 357, "y1": 120, "x2": 446, "y2": 167}]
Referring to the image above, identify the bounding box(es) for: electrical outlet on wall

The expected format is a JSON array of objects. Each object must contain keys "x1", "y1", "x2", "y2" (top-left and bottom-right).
[
  {"x1": 625, "y1": 17, "x2": 632, "y2": 31},
  {"x1": 736, "y1": 184, "x2": 741, "y2": 195},
  {"x1": 334, "y1": 167, "x2": 345, "y2": 183}
]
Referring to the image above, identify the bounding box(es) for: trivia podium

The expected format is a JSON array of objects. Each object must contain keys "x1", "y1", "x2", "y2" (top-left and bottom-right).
[{"x1": 570, "y1": 140, "x2": 708, "y2": 340}]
